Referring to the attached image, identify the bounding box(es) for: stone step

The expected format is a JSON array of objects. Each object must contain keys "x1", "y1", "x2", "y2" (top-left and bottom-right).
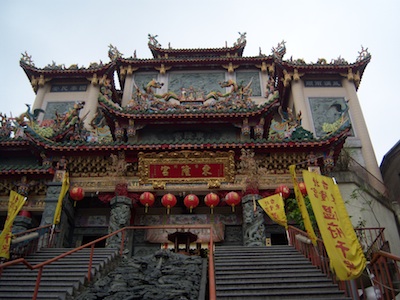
[
  {"x1": 216, "y1": 288, "x2": 351, "y2": 300},
  {"x1": 214, "y1": 261, "x2": 317, "y2": 271},
  {"x1": 0, "y1": 247, "x2": 119, "y2": 300},
  {"x1": 0, "y1": 284, "x2": 74, "y2": 297},
  {"x1": 215, "y1": 268, "x2": 326, "y2": 278},
  {"x1": 214, "y1": 245, "x2": 350, "y2": 300},
  {"x1": 216, "y1": 276, "x2": 333, "y2": 286},
  {"x1": 0, "y1": 290, "x2": 67, "y2": 300},
  {"x1": 0, "y1": 277, "x2": 82, "y2": 289}
]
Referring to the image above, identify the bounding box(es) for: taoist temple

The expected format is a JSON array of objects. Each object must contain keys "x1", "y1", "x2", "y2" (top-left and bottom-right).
[{"x1": 1, "y1": 33, "x2": 399, "y2": 256}]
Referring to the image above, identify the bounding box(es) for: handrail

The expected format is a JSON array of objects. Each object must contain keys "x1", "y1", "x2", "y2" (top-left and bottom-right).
[
  {"x1": 8, "y1": 224, "x2": 56, "y2": 260},
  {"x1": 355, "y1": 227, "x2": 386, "y2": 258},
  {"x1": 369, "y1": 250, "x2": 400, "y2": 299},
  {"x1": 12, "y1": 224, "x2": 53, "y2": 239},
  {"x1": 0, "y1": 225, "x2": 216, "y2": 300},
  {"x1": 288, "y1": 225, "x2": 400, "y2": 299},
  {"x1": 371, "y1": 250, "x2": 400, "y2": 264}
]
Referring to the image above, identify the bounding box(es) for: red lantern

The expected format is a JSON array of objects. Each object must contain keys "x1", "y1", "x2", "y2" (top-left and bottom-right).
[
  {"x1": 298, "y1": 182, "x2": 307, "y2": 196},
  {"x1": 70, "y1": 186, "x2": 85, "y2": 201},
  {"x1": 184, "y1": 194, "x2": 199, "y2": 213},
  {"x1": 275, "y1": 184, "x2": 290, "y2": 199},
  {"x1": 225, "y1": 191, "x2": 241, "y2": 212},
  {"x1": 18, "y1": 210, "x2": 31, "y2": 218},
  {"x1": 161, "y1": 193, "x2": 177, "y2": 214},
  {"x1": 204, "y1": 192, "x2": 220, "y2": 214},
  {"x1": 140, "y1": 192, "x2": 155, "y2": 213}
]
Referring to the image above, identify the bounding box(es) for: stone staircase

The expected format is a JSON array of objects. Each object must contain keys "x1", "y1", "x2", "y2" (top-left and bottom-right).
[
  {"x1": 0, "y1": 247, "x2": 119, "y2": 300},
  {"x1": 214, "y1": 245, "x2": 352, "y2": 299}
]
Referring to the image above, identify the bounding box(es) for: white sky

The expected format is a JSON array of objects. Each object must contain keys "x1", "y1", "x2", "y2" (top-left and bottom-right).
[{"x1": 1, "y1": 0, "x2": 399, "y2": 165}]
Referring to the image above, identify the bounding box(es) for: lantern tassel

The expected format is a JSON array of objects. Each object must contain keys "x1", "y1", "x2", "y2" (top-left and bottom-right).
[
  {"x1": 253, "y1": 195, "x2": 256, "y2": 212},
  {"x1": 231, "y1": 204, "x2": 235, "y2": 212},
  {"x1": 145, "y1": 204, "x2": 149, "y2": 213}
]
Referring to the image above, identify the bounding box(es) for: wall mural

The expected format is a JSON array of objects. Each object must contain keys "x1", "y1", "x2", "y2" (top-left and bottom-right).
[
  {"x1": 236, "y1": 71, "x2": 261, "y2": 96},
  {"x1": 43, "y1": 101, "x2": 77, "y2": 121},
  {"x1": 168, "y1": 72, "x2": 225, "y2": 97},
  {"x1": 133, "y1": 73, "x2": 158, "y2": 93},
  {"x1": 308, "y1": 97, "x2": 352, "y2": 137}
]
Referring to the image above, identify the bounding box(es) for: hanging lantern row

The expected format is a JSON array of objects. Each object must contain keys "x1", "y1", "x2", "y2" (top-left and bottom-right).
[
  {"x1": 70, "y1": 185, "x2": 85, "y2": 201},
  {"x1": 139, "y1": 192, "x2": 155, "y2": 213},
  {"x1": 183, "y1": 194, "x2": 199, "y2": 213},
  {"x1": 298, "y1": 182, "x2": 307, "y2": 196},
  {"x1": 139, "y1": 192, "x2": 242, "y2": 214},
  {"x1": 161, "y1": 193, "x2": 177, "y2": 214},
  {"x1": 274, "y1": 183, "x2": 308, "y2": 198},
  {"x1": 225, "y1": 191, "x2": 241, "y2": 212},
  {"x1": 275, "y1": 184, "x2": 290, "y2": 199},
  {"x1": 204, "y1": 192, "x2": 220, "y2": 214}
]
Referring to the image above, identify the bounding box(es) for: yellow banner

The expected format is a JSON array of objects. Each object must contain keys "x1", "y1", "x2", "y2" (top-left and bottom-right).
[
  {"x1": 289, "y1": 165, "x2": 318, "y2": 245},
  {"x1": 53, "y1": 172, "x2": 70, "y2": 225},
  {"x1": 303, "y1": 170, "x2": 366, "y2": 280},
  {"x1": 258, "y1": 193, "x2": 287, "y2": 229},
  {"x1": 0, "y1": 191, "x2": 26, "y2": 259}
]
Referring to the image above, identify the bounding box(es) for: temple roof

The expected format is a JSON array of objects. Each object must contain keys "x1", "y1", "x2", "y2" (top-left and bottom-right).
[
  {"x1": 147, "y1": 33, "x2": 247, "y2": 59},
  {"x1": 4, "y1": 119, "x2": 350, "y2": 153}
]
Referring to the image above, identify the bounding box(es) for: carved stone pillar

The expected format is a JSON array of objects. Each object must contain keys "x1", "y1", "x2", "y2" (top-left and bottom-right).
[
  {"x1": 40, "y1": 182, "x2": 62, "y2": 226},
  {"x1": 40, "y1": 179, "x2": 74, "y2": 247},
  {"x1": 12, "y1": 215, "x2": 32, "y2": 233},
  {"x1": 242, "y1": 194, "x2": 266, "y2": 246},
  {"x1": 106, "y1": 196, "x2": 132, "y2": 251}
]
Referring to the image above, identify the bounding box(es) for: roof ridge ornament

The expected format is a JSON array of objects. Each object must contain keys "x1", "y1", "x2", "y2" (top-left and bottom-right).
[
  {"x1": 234, "y1": 32, "x2": 247, "y2": 46},
  {"x1": 108, "y1": 44, "x2": 123, "y2": 61},
  {"x1": 357, "y1": 45, "x2": 370, "y2": 62},
  {"x1": 272, "y1": 40, "x2": 286, "y2": 60},
  {"x1": 148, "y1": 34, "x2": 161, "y2": 48},
  {"x1": 20, "y1": 51, "x2": 35, "y2": 67}
]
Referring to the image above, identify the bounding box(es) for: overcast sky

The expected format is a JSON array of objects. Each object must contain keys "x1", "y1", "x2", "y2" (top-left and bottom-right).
[{"x1": 1, "y1": 0, "x2": 399, "y2": 166}]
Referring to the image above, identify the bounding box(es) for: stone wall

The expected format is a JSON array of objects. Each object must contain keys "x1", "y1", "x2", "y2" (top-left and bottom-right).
[{"x1": 75, "y1": 250, "x2": 206, "y2": 300}]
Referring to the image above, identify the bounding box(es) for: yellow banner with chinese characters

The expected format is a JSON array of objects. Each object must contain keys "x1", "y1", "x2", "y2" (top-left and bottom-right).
[
  {"x1": 0, "y1": 191, "x2": 26, "y2": 259},
  {"x1": 289, "y1": 165, "x2": 318, "y2": 246},
  {"x1": 258, "y1": 193, "x2": 287, "y2": 229},
  {"x1": 53, "y1": 172, "x2": 70, "y2": 225},
  {"x1": 302, "y1": 170, "x2": 366, "y2": 280}
]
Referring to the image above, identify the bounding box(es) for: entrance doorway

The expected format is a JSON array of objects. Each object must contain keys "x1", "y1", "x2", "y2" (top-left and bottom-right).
[{"x1": 81, "y1": 235, "x2": 106, "y2": 247}]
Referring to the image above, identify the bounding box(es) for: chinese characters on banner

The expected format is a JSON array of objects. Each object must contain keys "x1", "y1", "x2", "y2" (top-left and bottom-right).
[
  {"x1": 53, "y1": 171, "x2": 70, "y2": 225},
  {"x1": 0, "y1": 191, "x2": 26, "y2": 259},
  {"x1": 149, "y1": 163, "x2": 224, "y2": 179},
  {"x1": 302, "y1": 170, "x2": 366, "y2": 280},
  {"x1": 289, "y1": 165, "x2": 318, "y2": 245},
  {"x1": 258, "y1": 193, "x2": 287, "y2": 229}
]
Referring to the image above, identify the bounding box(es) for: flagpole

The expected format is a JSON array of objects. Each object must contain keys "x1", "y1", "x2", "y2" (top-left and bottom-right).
[
  {"x1": 49, "y1": 224, "x2": 56, "y2": 247},
  {"x1": 286, "y1": 229, "x2": 291, "y2": 246}
]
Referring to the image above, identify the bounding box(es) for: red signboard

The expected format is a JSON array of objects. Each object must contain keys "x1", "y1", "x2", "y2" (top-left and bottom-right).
[{"x1": 149, "y1": 163, "x2": 224, "y2": 179}]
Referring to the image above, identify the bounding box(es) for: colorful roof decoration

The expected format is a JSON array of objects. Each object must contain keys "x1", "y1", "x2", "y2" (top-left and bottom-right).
[{"x1": 1, "y1": 35, "x2": 368, "y2": 178}]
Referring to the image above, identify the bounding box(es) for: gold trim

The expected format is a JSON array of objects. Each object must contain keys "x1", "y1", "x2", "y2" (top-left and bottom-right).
[{"x1": 138, "y1": 150, "x2": 235, "y2": 184}]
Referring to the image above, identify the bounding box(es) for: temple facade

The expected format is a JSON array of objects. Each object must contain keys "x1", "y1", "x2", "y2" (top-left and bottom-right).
[{"x1": 1, "y1": 33, "x2": 399, "y2": 256}]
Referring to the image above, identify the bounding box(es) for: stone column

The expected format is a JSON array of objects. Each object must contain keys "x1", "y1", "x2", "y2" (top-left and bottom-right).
[
  {"x1": 106, "y1": 196, "x2": 132, "y2": 251},
  {"x1": 291, "y1": 80, "x2": 313, "y2": 132},
  {"x1": 40, "y1": 181, "x2": 62, "y2": 226},
  {"x1": 40, "y1": 179, "x2": 74, "y2": 247},
  {"x1": 242, "y1": 194, "x2": 266, "y2": 246},
  {"x1": 32, "y1": 84, "x2": 48, "y2": 111},
  {"x1": 342, "y1": 79, "x2": 383, "y2": 182},
  {"x1": 12, "y1": 215, "x2": 32, "y2": 233},
  {"x1": 82, "y1": 83, "x2": 100, "y2": 130},
  {"x1": 121, "y1": 74, "x2": 134, "y2": 107}
]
